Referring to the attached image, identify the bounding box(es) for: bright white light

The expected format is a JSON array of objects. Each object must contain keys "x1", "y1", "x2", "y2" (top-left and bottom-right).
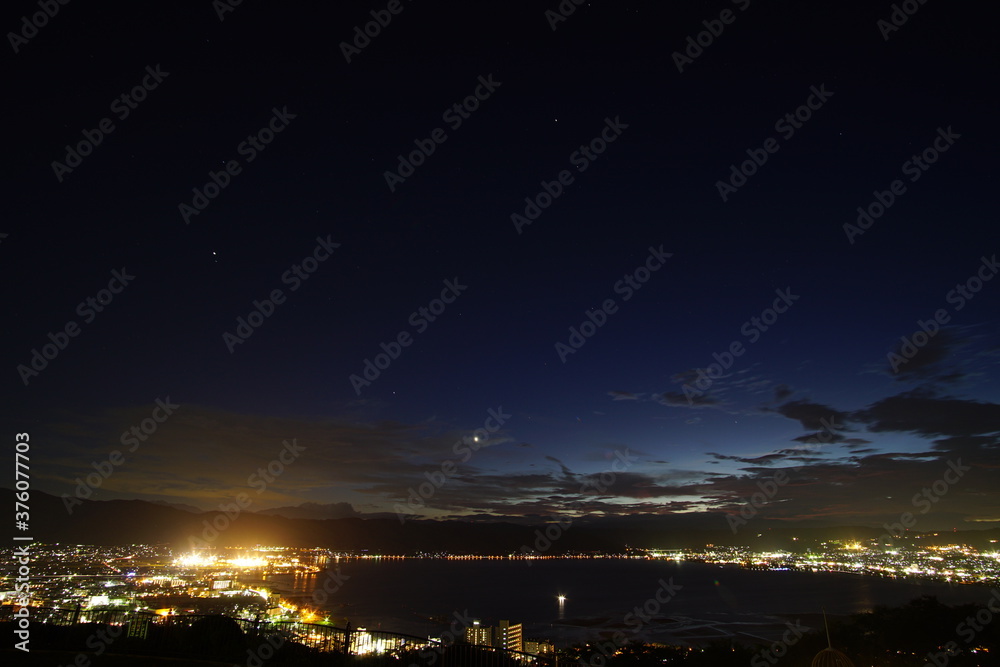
[{"x1": 175, "y1": 553, "x2": 216, "y2": 567}]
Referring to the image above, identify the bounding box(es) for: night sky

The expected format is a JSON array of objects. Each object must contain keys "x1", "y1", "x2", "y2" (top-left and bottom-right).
[{"x1": 5, "y1": 0, "x2": 998, "y2": 530}]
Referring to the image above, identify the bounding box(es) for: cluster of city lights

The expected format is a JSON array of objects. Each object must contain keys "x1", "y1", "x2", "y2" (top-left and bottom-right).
[{"x1": 173, "y1": 552, "x2": 270, "y2": 569}]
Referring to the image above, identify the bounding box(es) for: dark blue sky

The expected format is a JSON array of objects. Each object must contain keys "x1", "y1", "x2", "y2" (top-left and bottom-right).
[{"x1": 4, "y1": 0, "x2": 998, "y2": 529}]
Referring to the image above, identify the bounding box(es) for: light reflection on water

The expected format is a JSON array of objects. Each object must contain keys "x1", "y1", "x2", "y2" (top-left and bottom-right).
[{"x1": 255, "y1": 559, "x2": 997, "y2": 646}]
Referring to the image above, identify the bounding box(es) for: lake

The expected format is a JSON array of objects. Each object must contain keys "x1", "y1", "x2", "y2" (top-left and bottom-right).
[{"x1": 258, "y1": 558, "x2": 997, "y2": 646}]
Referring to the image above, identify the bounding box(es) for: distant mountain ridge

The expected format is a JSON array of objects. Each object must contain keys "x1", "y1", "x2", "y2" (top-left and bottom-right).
[
  {"x1": 149, "y1": 499, "x2": 203, "y2": 514},
  {"x1": 256, "y1": 501, "x2": 364, "y2": 520},
  {"x1": 7, "y1": 489, "x2": 999, "y2": 552}
]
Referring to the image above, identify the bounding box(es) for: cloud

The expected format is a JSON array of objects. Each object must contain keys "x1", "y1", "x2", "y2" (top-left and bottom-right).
[
  {"x1": 773, "y1": 384, "x2": 793, "y2": 401},
  {"x1": 544, "y1": 455, "x2": 574, "y2": 479},
  {"x1": 670, "y1": 369, "x2": 702, "y2": 385},
  {"x1": 659, "y1": 391, "x2": 719, "y2": 408},
  {"x1": 769, "y1": 399, "x2": 851, "y2": 431},
  {"x1": 38, "y1": 403, "x2": 516, "y2": 512},
  {"x1": 791, "y1": 431, "x2": 848, "y2": 444},
  {"x1": 707, "y1": 451, "x2": 788, "y2": 466},
  {"x1": 854, "y1": 391, "x2": 1000, "y2": 440},
  {"x1": 887, "y1": 327, "x2": 960, "y2": 380},
  {"x1": 384, "y1": 386, "x2": 1000, "y2": 525},
  {"x1": 32, "y1": 385, "x2": 1000, "y2": 530}
]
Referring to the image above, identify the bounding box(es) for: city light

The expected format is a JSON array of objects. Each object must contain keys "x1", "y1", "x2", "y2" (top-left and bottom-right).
[
  {"x1": 6, "y1": 540, "x2": 1000, "y2": 665},
  {"x1": 174, "y1": 552, "x2": 216, "y2": 567}
]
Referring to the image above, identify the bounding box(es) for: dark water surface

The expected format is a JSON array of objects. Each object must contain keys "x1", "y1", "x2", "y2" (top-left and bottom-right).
[{"x1": 259, "y1": 559, "x2": 996, "y2": 646}]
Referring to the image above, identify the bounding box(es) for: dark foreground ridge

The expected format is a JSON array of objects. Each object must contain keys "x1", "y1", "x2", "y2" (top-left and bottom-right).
[{"x1": 4, "y1": 596, "x2": 1000, "y2": 666}]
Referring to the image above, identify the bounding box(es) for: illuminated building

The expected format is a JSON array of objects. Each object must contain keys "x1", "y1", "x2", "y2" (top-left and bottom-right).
[
  {"x1": 495, "y1": 620, "x2": 522, "y2": 652},
  {"x1": 525, "y1": 640, "x2": 554, "y2": 655},
  {"x1": 465, "y1": 619, "x2": 492, "y2": 646},
  {"x1": 463, "y1": 619, "x2": 522, "y2": 652}
]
